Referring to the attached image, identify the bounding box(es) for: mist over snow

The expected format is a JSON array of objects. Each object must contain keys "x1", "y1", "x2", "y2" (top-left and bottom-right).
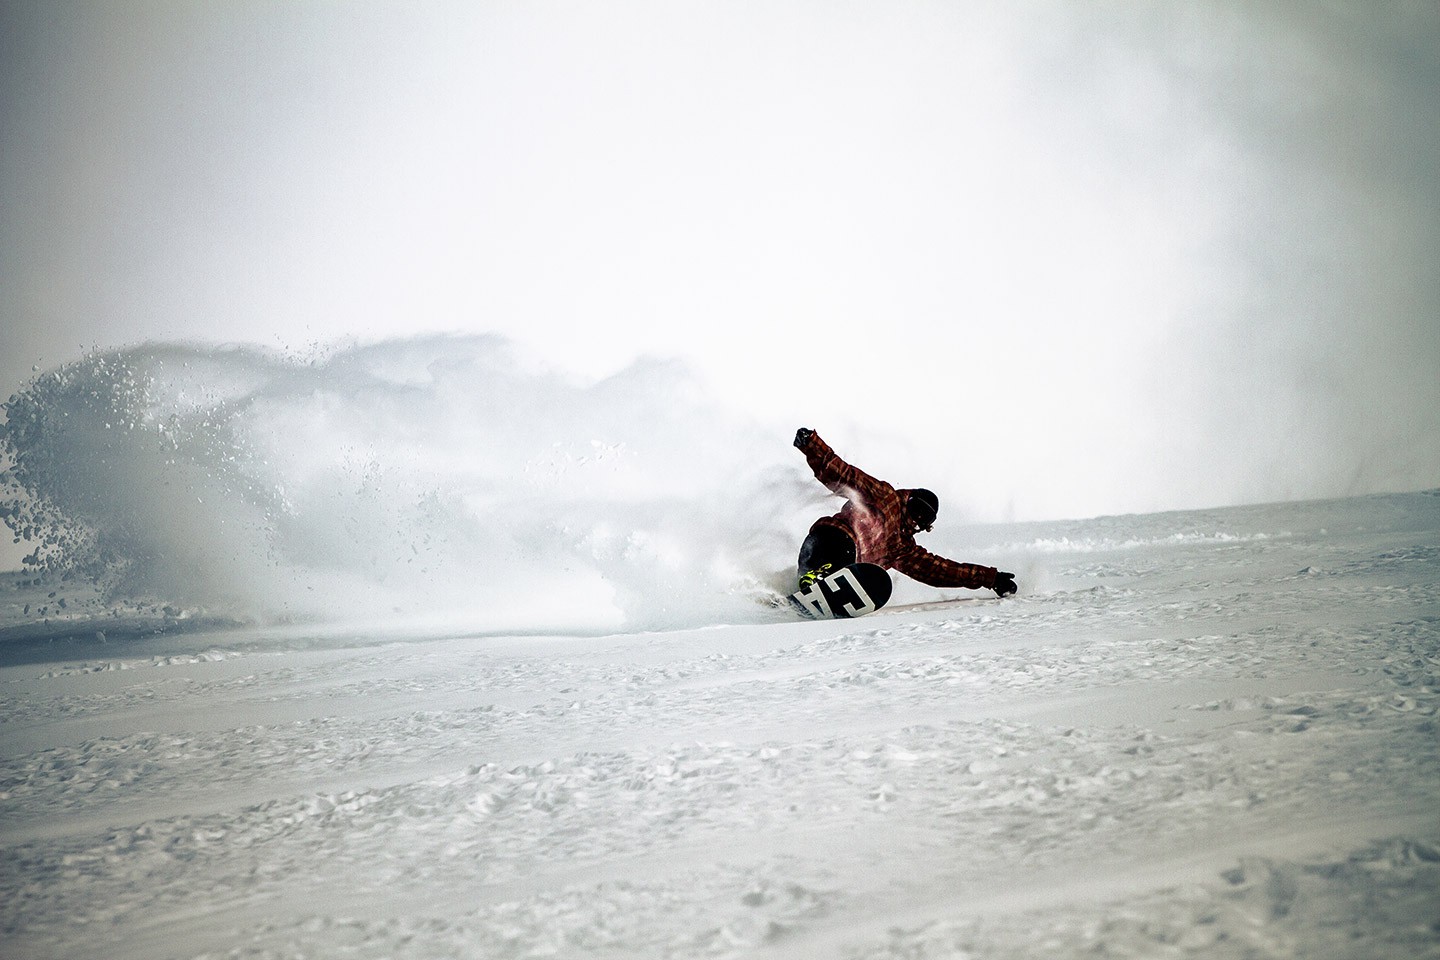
[
  {"x1": 0, "y1": 338, "x2": 829, "y2": 631},
  {"x1": 2, "y1": 0, "x2": 1438, "y2": 568},
  {"x1": 2, "y1": 6, "x2": 1438, "y2": 956}
]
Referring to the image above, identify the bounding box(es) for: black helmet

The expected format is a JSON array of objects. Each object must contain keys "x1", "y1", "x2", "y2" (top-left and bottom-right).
[{"x1": 906, "y1": 488, "x2": 939, "y2": 532}]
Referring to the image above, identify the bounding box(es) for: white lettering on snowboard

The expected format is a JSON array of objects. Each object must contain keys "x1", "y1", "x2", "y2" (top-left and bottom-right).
[
  {"x1": 792, "y1": 566, "x2": 877, "y2": 619},
  {"x1": 830, "y1": 566, "x2": 877, "y2": 617},
  {"x1": 792, "y1": 581, "x2": 830, "y2": 617}
]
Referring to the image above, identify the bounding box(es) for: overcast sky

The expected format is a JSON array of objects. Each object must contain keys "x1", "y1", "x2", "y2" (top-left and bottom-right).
[{"x1": 2, "y1": 0, "x2": 1438, "y2": 545}]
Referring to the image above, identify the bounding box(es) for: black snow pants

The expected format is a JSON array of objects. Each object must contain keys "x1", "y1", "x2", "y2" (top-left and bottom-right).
[{"x1": 797, "y1": 524, "x2": 857, "y2": 580}]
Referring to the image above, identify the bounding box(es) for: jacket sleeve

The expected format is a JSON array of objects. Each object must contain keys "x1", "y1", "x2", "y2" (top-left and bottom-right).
[
  {"x1": 892, "y1": 546, "x2": 997, "y2": 590},
  {"x1": 800, "y1": 433, "x2": 889, "y2": 503}
]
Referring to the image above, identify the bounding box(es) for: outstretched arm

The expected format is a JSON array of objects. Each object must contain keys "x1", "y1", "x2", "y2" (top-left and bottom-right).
[
  {"x1": 894, "y1": 547, "x2": 1018, "y2": 595},
  {"x1": 794, "y1": 428, "x2": 888, "y2": 502},
  {"x1": 893, "y1": 546, "x2": 999, "y2": 590}
]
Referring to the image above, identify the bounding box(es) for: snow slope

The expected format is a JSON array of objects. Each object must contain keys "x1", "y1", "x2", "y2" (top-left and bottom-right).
[{"x1": 1, "y1": 490, "x2": 1436, "y2": 959}]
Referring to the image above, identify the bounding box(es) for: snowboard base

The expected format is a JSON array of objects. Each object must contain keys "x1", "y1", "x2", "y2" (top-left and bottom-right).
[{"x1": 788, "y1": 562, "x2": 893, "y2": 619}]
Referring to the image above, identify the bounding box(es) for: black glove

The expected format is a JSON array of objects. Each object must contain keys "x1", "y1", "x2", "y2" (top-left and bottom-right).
[
  {"x1": 793, "y1": 427, "x2": 815, "y2": 449},
  {"x1": 993, "y1": 571, "x2": 1017, "y2": 597}
]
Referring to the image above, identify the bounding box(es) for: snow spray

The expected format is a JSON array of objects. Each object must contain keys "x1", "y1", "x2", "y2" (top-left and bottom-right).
[{"x1": 0, "y1": 337, "x2": 816, "y2": 632}]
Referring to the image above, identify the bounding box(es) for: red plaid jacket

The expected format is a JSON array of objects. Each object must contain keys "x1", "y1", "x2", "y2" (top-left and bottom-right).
[{"x1": 800, "y1": 433, "x2": 998, "y2": 590}]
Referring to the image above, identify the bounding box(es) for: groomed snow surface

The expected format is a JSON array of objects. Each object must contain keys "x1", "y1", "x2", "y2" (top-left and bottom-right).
[{"x1": 2, "y1": 491, "x2": 1437, "y2": 959}]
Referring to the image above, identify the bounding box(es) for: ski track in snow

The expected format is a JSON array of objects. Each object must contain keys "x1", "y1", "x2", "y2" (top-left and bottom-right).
[{"x1": 1, "y1": 493, "x2": 1438, "y2": 959}]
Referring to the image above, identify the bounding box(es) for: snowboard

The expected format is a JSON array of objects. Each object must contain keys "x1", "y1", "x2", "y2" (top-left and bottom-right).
[{"x1": 788, "y1": 562, "x2": 893, "y2": 619}]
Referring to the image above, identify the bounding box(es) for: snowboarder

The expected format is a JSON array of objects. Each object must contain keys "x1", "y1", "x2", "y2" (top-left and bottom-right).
[{"x1": 793, "y1": 427, "x2": 1018, "y2": 597}]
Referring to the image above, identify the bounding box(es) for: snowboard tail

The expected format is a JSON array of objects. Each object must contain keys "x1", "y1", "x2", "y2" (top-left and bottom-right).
[{"x1": 788, "y1": 563, "x2": 893, "y2": 619}]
